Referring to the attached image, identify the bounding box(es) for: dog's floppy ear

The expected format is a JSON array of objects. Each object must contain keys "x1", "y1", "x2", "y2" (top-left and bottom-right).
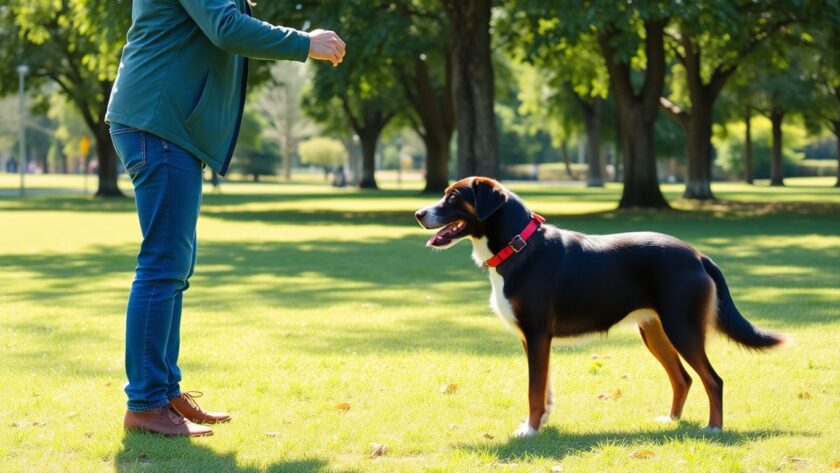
[{"x1": 471, "y1": 178, "x2": 507, "y2": 221}]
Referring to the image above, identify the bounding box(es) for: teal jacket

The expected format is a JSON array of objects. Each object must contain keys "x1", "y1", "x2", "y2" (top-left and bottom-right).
[{"x1": 106, "y1": 0, "x2": 310, "y2": 175}]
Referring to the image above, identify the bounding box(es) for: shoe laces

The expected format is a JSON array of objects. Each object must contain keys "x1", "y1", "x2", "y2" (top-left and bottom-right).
[
  {"x1": 180, "y1": 391, "x2": 206, "y2": 412},
  {"x1": 161, "y1": 405, "x2": 188, "y2": 425}
]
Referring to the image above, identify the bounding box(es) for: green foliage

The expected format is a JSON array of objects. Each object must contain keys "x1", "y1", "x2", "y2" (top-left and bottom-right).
[
  {"x1": 0, "y1": 0, "x2": 131, "y2": 122},
  {"x1": 298, "y1": 136, "x2": 346, "y2": 168},
  {"x1": 715, "y1": 117, "x2": 807, "y2": 178},
  {"x1": 231, "y1": 104, "x2": 279, "y2": 179}
]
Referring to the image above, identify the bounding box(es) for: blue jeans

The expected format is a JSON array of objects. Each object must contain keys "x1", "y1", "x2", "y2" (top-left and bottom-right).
[{"x1": 110, "y1": 123, "x2": 203, "y2": 412}]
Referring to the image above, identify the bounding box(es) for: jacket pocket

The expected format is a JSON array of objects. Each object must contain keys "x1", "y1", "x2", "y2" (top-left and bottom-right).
[
  {"x1": 184, "y1": 72, "x2": 214, "y2": 128},
  {"x1": 110, "y1": 128, "x2": 146, "y2": 180}
]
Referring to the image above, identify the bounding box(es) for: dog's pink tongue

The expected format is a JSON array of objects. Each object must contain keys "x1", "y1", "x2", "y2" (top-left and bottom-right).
[{"x1": 426, "y1": 233, "x2": 447, "y2": 247}]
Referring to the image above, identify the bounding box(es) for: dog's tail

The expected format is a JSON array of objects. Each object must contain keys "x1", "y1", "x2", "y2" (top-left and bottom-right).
[{"x1": 701, "y1": 256, "x2": 789, "y2": 349}]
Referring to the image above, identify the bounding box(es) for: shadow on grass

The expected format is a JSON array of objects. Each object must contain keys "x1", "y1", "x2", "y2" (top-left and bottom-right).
[
  {"x1": 455, "y1": 423, "x2": 819, "y2": 463},
  {"x1": 116, "y1": 431, "x2": 358, "y2": 473}
]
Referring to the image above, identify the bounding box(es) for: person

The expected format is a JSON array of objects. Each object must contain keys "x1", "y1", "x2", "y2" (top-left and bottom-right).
[{"x1": 106, "y1": 0, "x2": 345, "y2": 437}]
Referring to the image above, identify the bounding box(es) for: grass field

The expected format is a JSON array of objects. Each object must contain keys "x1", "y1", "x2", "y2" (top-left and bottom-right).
[{"x1": 1, "y1": 174, "x2": 838, "y2": 473}]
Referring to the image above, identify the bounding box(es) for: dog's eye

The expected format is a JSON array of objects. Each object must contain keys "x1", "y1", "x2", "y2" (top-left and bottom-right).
[{"x1": 447, "y1": 193, "x2": 459, "y2": 204}]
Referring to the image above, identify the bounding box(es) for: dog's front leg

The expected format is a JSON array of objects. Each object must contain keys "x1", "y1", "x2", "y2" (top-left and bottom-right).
[{"x1": 513, "y1": 333, "x2": 552, "y2": 437}]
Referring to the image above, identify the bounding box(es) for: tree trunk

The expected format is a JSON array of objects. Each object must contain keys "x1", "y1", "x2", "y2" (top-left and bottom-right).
[
  {"x1": 561, "y1": 139, "x2": 575, "y2": 180},
  {"x1": 93, "y1": 122, "x2": 123, "y2": 197},
  {"x1": 599, "y1": 21, "x2": 669, "y2": 209},
  {"x1": 620, "y1": 105, "x2": 668, "y2": 208},
  {"x1": 682, "y1": 92, "x2": 715, "y2": 200},
  {"x1": 580, "y1": 96, "x2": 604, "y2": 187},
  {"x1": 444, "y1": 0, "x2": 498, "y2": 178},
  {"x1": 423, "y1": 133, "x2": 450, "y2": 193},
  {"x1": 833, "y1": 120, "x2": 840, "y2": 187},
  {"x1": 770, "y1": 108, "x2": 785, "y2": 186},
  {"x1": 744, "y1": 109, "x2": 753, "y2": 184},
  {"x1": 359, "y1": 132, "x2": 378, "y2": 189},
  {"x1": 407, "y1": 56, "x2": 454, "y2": 194}
]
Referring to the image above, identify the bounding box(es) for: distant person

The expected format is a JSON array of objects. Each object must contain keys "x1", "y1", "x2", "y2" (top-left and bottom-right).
[{"x1": 106, "y1": 0, "x2": 345, "y2": 437}]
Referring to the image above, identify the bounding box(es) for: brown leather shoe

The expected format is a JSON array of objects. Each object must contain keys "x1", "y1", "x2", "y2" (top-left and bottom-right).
[
  {"x1": 170, "y1": 391, "x2": 231, "y2": 424},
  {"x1": 124, "y1": 404, "x2": 212, "y2": 437}
]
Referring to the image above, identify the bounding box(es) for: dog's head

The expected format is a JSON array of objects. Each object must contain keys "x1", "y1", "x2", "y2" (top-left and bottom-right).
[{"x1": 415, "y1": 176, "x2": 509, "y2": 248}]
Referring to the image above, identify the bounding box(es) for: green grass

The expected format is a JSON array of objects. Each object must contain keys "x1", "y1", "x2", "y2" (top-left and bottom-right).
[{"x1": 0, "y1": 175, "x2": 838, "y2": 473}]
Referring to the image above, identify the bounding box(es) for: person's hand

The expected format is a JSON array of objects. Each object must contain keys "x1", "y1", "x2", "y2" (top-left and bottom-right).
[{"x1": 307, "y1": 29, "x2": 346, "y2": 66}]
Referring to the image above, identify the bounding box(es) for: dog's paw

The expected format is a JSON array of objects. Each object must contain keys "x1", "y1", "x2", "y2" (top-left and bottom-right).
[
  {"x1": 655, "y1": 415, "x2": 676, "y2": 423},
  {"x1": 512, "y1": 421, "x2": 538, "y2": 438},
  {"x1": 703, "y1": 426, "x2": 722, "y2": 434}
]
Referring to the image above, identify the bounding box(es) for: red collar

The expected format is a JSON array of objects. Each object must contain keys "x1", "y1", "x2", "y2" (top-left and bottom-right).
[{"x1": 485, "y1": 214, "x2": 545, "y2": 268}]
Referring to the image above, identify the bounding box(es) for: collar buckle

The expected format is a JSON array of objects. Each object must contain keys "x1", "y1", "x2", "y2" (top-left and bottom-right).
[{"x1": 509, "y1": 234, "x2": 527, "y2": 253}]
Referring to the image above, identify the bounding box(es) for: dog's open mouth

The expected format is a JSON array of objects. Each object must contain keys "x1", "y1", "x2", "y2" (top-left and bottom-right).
[{"x1": 427, "y1": 220, "x2": 467, "y2": 248}]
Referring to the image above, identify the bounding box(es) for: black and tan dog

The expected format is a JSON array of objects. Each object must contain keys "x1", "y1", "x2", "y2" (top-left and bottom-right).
[{"x1": 415, "y1": 177, "x2": 786, "y2": 436}]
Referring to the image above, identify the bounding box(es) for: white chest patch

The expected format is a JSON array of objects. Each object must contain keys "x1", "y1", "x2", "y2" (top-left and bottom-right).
[{"x1": 471, "y1": 237, "x2": 521, "y2": 335}]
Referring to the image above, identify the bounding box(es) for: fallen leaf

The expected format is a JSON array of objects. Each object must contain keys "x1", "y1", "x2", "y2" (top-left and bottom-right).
[
  {"x1": 440, "y1": 383, "x2": 459, "y2": 394},
  {"x1": 265, "y1": 432, "x2": 281, "y2": 438},
  {"x1": 333, "y1": 402, "x2": 351, "y2": 413},
  {"x1": 84, "y1": 432, "x2": 94, "y2": 438},
  {"x1": 630, "y1": 448, "x2": 657, "y2": 459},
  {"x1": 104, "y1": 382, "x2": 112, "y2": 387},
  {"x1": 32, "y1": 421, "x2": 46, "y2": 427},
  {"x1": 597, "y1": 388, "x2": 622, "y2": 400},
  {"x1": 483, "y1": 433, "x2": 494, "y2": 440},
  {"x1": 797, "y1": 391, "x2": 811, "y2": 400},
  {"x1": 551, "y1": 466, "x2": 563, "y2": 472},
  {"x1": 369, "y1": 443, "x2": 387, "y2": 459},
  {"x1": 832, "y1": 459, "x2": 840, "y2": 468},
  {"x1": 621, "y1": 373, "x2": 631, "y2": 379}
]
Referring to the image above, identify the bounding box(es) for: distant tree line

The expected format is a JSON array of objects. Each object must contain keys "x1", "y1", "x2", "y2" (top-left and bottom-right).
[{"x1": 2, "y1": 0, "x2": 839, "y2": 205}]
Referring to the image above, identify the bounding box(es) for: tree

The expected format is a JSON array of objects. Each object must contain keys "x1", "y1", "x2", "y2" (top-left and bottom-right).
[
  {"x1": 500, "y1": 7, "x2": 613, "y2": 186},
  {"x1": 299, "y1": 136, "x2": 346, "y2": 175},
  {"x1": 389, "y1": 2, "x2": 455, "y2": 193},
  {"x1": 268, "y1": 0, "x2": 454, "y2": 192},
  {"x1": 811, "y1": 23, "x2": 840, "y2": 186},
  {"x1": 442, "y1": 0, "x2": 498, "y2": 179},
  {"x1": 231, "y1": 104, "x2": 279, "y2": 182},
  {"x1": 274, "y1": 0, "x2": 404, "y2": 190},
  {"x1": 254, "y1": 61, "x2": 315, "y2": 180},
  {"x1": 587, "y1": 4, "x2": 672, "y2": 208},
  {"x1": 1, "y1": 0, "x2": 131, "y2": 196},
  {"x1": 751, "y1": 45, "x2": 819, "y2": 186},
  {"x1": 658, "y1": 1, "x2": 806, "y2": 199},
  {"x1": 527, "y1": 1, "x2": 673, "y2": 207}
]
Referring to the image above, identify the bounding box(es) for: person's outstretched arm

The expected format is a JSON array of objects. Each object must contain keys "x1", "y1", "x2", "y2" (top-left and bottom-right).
[{"x1": 178, "y1": 0, "x2": 345, "y2": 64}]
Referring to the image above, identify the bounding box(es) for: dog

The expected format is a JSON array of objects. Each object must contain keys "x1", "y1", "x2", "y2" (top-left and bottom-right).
[{"x1": 415, "y1": 176, "x2": 787, "y2": 437}]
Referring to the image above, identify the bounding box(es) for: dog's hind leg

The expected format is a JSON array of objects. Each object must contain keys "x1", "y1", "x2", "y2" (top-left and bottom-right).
[
  {"x1": 514, "y1": 333, "x2": 552, "y2": 437},
  {"x1": 659, "y1": 278, "x2": 724, "y2": 431},
  {"x1": 638, "y1": 317, "x2": 692, "y2": 422}
]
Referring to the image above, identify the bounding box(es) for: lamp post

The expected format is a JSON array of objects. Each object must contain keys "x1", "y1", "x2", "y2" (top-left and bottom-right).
[
  {"x1": 17, "y1": 64, "x2": 29, "y2": 196},
  {"x1": 351, "y1": 134, "x2": 360, "y2": 186}
]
